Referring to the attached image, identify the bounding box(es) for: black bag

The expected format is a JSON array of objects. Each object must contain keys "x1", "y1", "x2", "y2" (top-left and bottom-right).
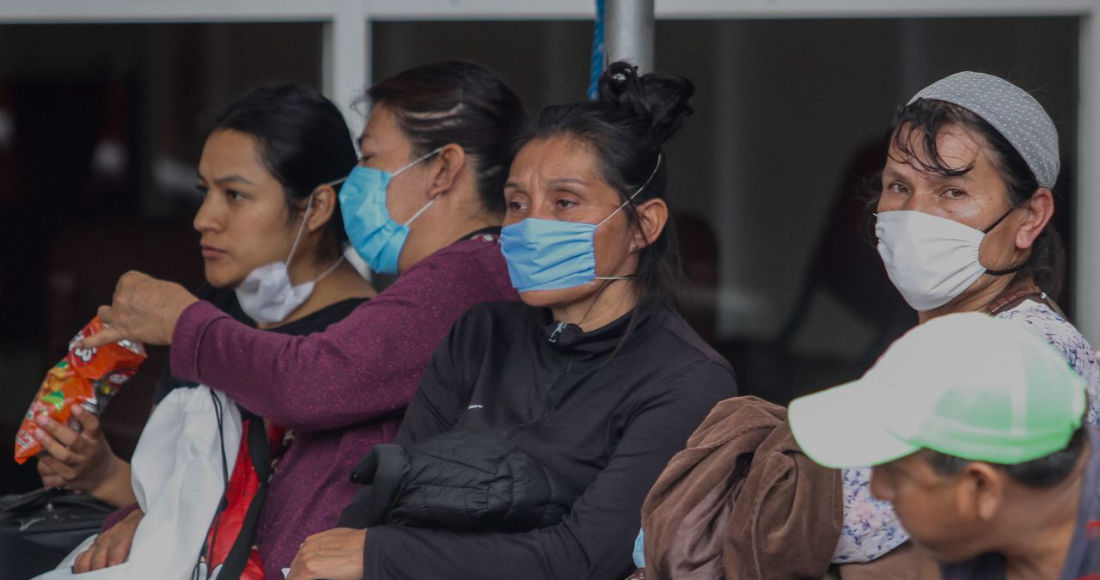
[
  {"x1": 338, "y1": 430, "x2": 576, "y2": 532},
  {"x1": 0, "y1": 488, "x2": 115, "y2": 579}
]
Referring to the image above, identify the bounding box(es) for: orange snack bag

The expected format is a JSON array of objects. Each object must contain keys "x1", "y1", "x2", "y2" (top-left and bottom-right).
[{"x1": 14, "y1": 316, "x2": 147, "y2": 464}]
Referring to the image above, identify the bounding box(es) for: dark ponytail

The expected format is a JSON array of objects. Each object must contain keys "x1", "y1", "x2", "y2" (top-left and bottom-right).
[{"x1": 519, "y1": 61, "x2": 695, "y2": 307}]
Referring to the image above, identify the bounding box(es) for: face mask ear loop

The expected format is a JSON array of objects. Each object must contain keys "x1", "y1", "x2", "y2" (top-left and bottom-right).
[
  {"x1": 390, "y1": 147, "x2": 445, "y2": 227},
  {"x1": 313, "y1": 253, "x2": 345, "y2": 284},
  {"x1": 980, "y1": 205, "x2": 1026, "y2": 276},
  {"x1": 981, "y1": 205, "x2": 1018, "y2": 234},
  {"x1": 402, "y1": 197, "x2": 436, "y2": 227},
  {"x1": 285, "y1": 192, "x2": 316, "y2": 270},
  {"x1": 591, "y1": 154, "x2": 662, "y2": 282},
  {"x1": 597, "y1": 153, "x2": 662, "y2": 228},
  {"x1": 392, "y1": 147, "x2": 443, "y2": 177}
]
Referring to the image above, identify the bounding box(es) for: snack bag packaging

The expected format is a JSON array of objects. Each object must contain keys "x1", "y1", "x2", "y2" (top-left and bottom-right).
[{"x1": 14, "y1": 316, "x2": 147, "y2": 464}]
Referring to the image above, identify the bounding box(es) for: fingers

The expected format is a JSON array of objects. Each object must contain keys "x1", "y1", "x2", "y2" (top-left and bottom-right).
[
  {"x1": 38, "y1": 455, "x2": 74, "y2": 484},
  {"x1": 80, "y1": 323, "x2": 125, "y2": 349},
  {"x1": 106, "y1": 528, "x2": 133, "y2": 567},
  {"x1": 37, "y1": 458, "x2": 64, "y2": 488},
  {"x1": 73, "y1": 546, "x2": 92, "y2": 574},
  {"x1": 96, "y1": 304, "x2": 115, "y2": 326},
  {"x1": 36, "y1": 414, "x2": 80, "y2": 447},
  {"x1": 89, "y1": 537, "x2": 110, "y2": 571},
  {"x1": 71, "y1": 405, "x2": 103, "y2": 440},
  {"x1": 33, "y1": 424, "x2": 73, "y2": 465},
  {"x1": 286, "y1": 553, "x2": 309, "y2": 580},
  {"x1": 287, "y1": 529, "x2": 366, "y2": 580}
]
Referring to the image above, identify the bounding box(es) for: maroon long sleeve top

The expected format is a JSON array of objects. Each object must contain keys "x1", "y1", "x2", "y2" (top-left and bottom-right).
[{"x1": 168, "y1": 235, "x2": 517, "y2": 578}]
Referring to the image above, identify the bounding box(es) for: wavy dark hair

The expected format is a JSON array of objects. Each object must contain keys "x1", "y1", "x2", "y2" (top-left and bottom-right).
[
  {"x1": 516, "y1": 61, "x2": 694, "y2": 309},
  {"x1": 208, "y1": 83, "x2": 357, "y2": 262},
  {"x1": 876, "y1": 98, "x2": 1065, "y2": 300}
]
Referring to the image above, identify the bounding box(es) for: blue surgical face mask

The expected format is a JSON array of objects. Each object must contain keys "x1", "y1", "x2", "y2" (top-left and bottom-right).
[
  {"x1": 500, "y1": 154, "x2": 661, "y2": 293},
  {"x1": 335, "y1": 148, "x2": 440, "y2": 275}
]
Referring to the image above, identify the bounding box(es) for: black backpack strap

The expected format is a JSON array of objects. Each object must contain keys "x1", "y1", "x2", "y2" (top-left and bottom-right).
[{"x1": 217, "y1": 413, "x2": 271, "y2": 580}]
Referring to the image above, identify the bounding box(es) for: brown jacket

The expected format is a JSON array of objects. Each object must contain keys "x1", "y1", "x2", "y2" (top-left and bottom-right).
[{"x1": 641, "y1": 396, "x2": 843, "y2": 579}]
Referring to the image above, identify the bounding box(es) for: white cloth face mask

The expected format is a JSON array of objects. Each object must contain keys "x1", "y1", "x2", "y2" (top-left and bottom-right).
[
  {"x1": 875, "y1": 209, "x2": 1018, "y2": 312},
  {"x1": 236, "y1": 193, "x2": 344, "y2": 324}
]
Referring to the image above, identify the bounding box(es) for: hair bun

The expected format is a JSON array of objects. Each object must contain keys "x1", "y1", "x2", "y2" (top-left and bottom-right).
[
  {"x1": 607, "y1": 67, "x2": 632, "y2": 96},
  {"x1": 596, "y1": 61, "x2": 694, "y2": 150}
]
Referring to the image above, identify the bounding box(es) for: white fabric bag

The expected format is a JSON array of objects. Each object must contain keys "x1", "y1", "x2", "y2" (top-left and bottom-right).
[{"x1": 36, "y1": 385, "x2": 241, "y2": 580}]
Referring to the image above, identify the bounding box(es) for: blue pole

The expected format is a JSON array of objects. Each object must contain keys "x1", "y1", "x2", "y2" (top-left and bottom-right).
[{"x1": 588, "y1": 0, "x2": 605, "y2": 100}]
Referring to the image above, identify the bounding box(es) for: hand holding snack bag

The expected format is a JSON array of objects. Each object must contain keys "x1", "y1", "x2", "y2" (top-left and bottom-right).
[{"x1": 14, "y1": 316, "x2": 147, "y2": 464}]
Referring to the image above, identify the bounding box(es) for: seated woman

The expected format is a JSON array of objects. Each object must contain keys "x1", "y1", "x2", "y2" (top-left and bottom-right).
[
  {"x1": 636, "y1": 71, "x2": 1100, "y2": 579},
  {"x1": 286, "y1": 62, "x2": 737, "y2": 580},
  {"x1": 75, "y1": 61, "x2": 526, "y2": 578},
  {"x1": 27, "y1": 82, "x2": 372, "y2": 578},
  {"x1": 836, "y1": 70, "x2": 1100, "y2": 568}
]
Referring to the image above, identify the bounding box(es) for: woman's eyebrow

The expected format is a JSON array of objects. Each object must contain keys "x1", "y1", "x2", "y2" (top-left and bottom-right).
[
  {"x1": 212, "y1": 174, "x2": 257, "y2": 186},
  {"x1": 881, "y1": 166, "x2": 912, "y2": 182},
  {"x1": 545, "y1": 177, "x2": 588, "y2": 188}
]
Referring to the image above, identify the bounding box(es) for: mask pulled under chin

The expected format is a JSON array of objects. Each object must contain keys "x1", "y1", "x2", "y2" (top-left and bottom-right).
[
  {"x1": 235, "y1": 261, "x2": 318, "y2": 325},
  {"x1": 233, "y1": 188, "x2": 343, "y2": 325},
  {"x1": 876, "y1": 209, "x2": 1018, "y2": 312}
]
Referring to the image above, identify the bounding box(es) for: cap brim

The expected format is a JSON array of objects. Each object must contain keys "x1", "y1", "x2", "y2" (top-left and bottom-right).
[{"x1": 788, "y1": 378, "x2": 920, "y2": 469}]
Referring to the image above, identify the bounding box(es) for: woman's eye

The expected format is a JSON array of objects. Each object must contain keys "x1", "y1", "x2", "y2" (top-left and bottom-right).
[
  {"x1": 554, "y1": 199, "x2": 577, "y2": 210},
  {"x1": 194, "y1": 184, "x2": 209, "y2": 197},
  {"x1": 227, "y1": 189, "x2": 246, "y2": 201},
  {"x1": 943, "y1": 188, "x2": 967, "y2": 199},
  {"x1": 886, "y1": 182, "x2": 908, "y2": 195}
]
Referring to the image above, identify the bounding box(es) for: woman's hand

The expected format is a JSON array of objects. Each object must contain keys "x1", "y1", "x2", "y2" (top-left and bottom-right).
[
  {"x1": 72, "y1": 508, "x2": 143, "y2": 573},
  {"x1": 80, "y1": 271, "x2": 198, "y2": 349},
  {"x1": 287, "y1": 528, "x2": 367, "y2": 580},
  {"x1": 35, "y1": 405, "x2": 137, "y2": 508}
]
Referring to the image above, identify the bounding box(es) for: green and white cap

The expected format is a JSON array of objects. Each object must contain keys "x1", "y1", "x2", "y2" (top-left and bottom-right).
[{"x1": 789, "y1": 312, "x2": 1086, "y2": 469}]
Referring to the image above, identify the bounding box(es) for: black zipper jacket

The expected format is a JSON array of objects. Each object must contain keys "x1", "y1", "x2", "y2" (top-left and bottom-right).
[{"x1": 356, "y1": 300, "x2": 737, "y2": 580}]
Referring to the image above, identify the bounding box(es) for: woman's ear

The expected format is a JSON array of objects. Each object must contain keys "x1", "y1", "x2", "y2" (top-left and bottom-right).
[
  {"x1": 1016, "y1": 188, "x2": 1054, "y2": 250},
  {"x1": 426, "y1": 144, "x2": 467, "y2": 199},
  {"x1": 632, "y1": 198, "x2": 669, "y2": 251},
  {"x1": 306, "y1": 185, "x2": 338, "y2": 233}
]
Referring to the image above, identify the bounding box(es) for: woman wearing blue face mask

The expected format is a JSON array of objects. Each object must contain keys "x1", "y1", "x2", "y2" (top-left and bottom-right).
[
  {"x1": 78, "y1": 61, "x2": 524, "y2": 578},
  {"x1": 287, "y1": 62, "x2": 736, "y2": 580}
]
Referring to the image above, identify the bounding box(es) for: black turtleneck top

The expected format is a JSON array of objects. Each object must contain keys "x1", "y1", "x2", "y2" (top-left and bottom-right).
[{"x1": 359, "y1": 300, "x2": 737, "y2": 580}]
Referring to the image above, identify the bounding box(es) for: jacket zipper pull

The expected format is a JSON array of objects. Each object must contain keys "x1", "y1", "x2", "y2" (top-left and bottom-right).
[{"x1": 548, "y1": 321, "x2": 567, "y2": 344}]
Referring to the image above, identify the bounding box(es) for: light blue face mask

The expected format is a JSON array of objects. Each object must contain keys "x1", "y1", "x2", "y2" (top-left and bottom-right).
[
  {"x1": 500, "y1": 154, "x2": 661, "y2": 293},
  {"x1": 335, "y1": 148, "x2": 440, "y2": 275}
]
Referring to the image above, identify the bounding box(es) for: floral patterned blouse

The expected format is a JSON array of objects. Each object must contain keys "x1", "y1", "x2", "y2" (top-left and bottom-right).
[{"x1": 832, "y1": 299, "x2": 1100, "y2": 563}]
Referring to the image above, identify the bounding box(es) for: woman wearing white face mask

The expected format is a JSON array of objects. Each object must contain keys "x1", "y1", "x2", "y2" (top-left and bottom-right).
[
  {"x1": 76, "y1": 62, "x2": 524, "y2": 579},
  {"x1": 831, "y1": 71, "x2": 1100, "y2": 571},
  {"x1": 24, "y1": 83, "x2": 373, "y2": 578}
]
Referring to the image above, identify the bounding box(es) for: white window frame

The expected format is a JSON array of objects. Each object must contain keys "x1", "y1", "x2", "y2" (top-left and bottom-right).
[{"x1": 3, "y1": 0, "x2": 1098, "y2": 343}]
